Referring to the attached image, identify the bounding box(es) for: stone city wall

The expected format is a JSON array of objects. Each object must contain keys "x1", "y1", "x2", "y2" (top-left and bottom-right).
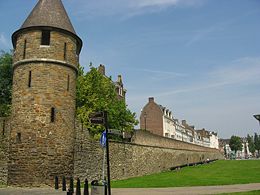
[
  {"x1": 0, "y1": 119, "x2": 223, "y2": 185},
  {"x1": 74, "y1": 126, "x2": 223, "y2": 181},
  {"x1": 0, "y1": 117, "x2": 10, "y2": 185}
]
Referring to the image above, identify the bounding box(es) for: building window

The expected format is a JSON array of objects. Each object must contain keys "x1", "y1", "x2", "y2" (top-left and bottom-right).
[
  {"x1": 51, "y1": 107, "x2": 55, "y2": 122},
  {"x1": 28, "y1": 71, "x2": 32, "y2": 87},
  {"x1": 64, "y1": 43, "x2": 67, "y2": 61},
  {"x1": 41, "y1": 30, "x2": 50, "y2": 46},
  {"x1": 67, "y1": 75, "x2": 70, "y2": 91},
  {"x1": 119, "y1": 87, "x2": 123, "y2": 96},
  {"x1": 23, "y1": 39, "x2": 27, "y2": 59}
]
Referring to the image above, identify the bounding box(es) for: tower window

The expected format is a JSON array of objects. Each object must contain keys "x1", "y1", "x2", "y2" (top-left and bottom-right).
[
  {"x1": 64, "y1": 43, "x2": 67, "y2": 61},
  {"x1": 51, "y1": 107, "x2": 55, "y2": 122},
  {"x1": 41, "y1": 30, "x2": 50, "y2": 46},
  {"x1": 28, "y1": 71, "x2": 32, "y2": 87},
  {"x1": 23, "y1": 39, "x2": 27, "y2": 59},
  {"x1": 67, "y1": 75, "x2": 70, "y2": 91}
]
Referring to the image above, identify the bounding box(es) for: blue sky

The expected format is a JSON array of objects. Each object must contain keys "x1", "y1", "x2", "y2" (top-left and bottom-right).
[{"x1": 0, "y1": 0, "x2": 260, "y2": 138}]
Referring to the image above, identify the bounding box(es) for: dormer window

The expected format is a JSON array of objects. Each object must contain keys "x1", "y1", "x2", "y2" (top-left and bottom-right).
[{"x1": 41, "y1": 30, "x2": 50, "y2": 46}]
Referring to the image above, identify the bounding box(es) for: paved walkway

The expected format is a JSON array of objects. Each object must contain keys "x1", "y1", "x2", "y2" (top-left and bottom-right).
[{"x1": 0, "y1": 183, "x2": 260, "y2": 195}]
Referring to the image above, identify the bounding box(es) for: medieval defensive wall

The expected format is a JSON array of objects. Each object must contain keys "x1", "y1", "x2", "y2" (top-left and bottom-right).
[{"x1": 1, "y1": 117, "x2": 223, "y2": 186}]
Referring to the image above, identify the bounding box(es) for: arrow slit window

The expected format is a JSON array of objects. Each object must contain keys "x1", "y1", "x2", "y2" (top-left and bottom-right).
[
  {"x1": 23, "y1": 39, "x2": 27, "y2": 59},
  {"x1": 28, "y1": 71, "x2": 32, "y2": 88},
  {"x1": 67, "y1": 75, "x2": 70, "y2": 91},
  {"x1": 64, "y1": 42, "x2": 67, "y2": 61},
  {"x1": 51, "y1": 107, "x2": 55, "y2": 122},
  {"x1": 2, "y1": 120, "x2": 5, "y2": 136}
]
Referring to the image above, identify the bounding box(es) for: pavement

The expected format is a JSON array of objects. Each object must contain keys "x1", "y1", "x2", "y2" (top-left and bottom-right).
[{"x1": 0, "y1": 183, "x2": 260, "y2": 195}]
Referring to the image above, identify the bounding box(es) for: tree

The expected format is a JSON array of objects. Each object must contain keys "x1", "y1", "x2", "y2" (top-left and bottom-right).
[
  {"x1": 76, "y1": 64, "x2": 138, "y2": 138},
  {"x1": 229, "y1": 135, "x2": 243, "y2": 157},
  {"x1": 0, "y1": 51, "x2": 13, "y2": 117},
  {"x1": 247, "y1": 134, "x2": 255, "y2": 155},
  {"x1": 254, "y1": 133, "x2": 260, "y2": 156}
]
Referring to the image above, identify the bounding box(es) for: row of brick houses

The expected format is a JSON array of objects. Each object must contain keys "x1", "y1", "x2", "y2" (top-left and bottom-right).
[{"x1": 140, "y1": 97, "x2": 219, "y2": 149}]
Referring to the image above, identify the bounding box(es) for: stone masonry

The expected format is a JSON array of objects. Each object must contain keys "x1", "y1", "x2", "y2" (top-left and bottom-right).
[
  {"x1": 1, "y1": 117, "x2": 223, "y2": 186},
  {"x1": 0, "y1": 117, "x2": 10, "y2": 185},
  {"x1": 74, "y1": 127, "x2": 223, "y2": 182}
]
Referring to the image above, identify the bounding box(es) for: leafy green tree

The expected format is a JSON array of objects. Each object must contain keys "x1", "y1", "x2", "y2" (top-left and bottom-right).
[
  {"x1": 0, "y1": 51, "x2": 13, "y2": 117},
  {"x1": 254, "y1": 133, "x2": 260, "y2": 155},
  {"x1": 76, "y1": 64, "x2": 138, "y2": 138},
  {"x1": 247, "y1": 134, "x2": 255, "y2": 155},
  {"x1": 229, "y1": 135, "x2": 243, "y2": 157}
]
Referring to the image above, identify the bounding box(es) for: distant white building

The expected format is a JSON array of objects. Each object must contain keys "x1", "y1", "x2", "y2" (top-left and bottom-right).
[
  {"x1": 162, "y1": 108, "x2": 175, "y2": 138},
  {"x1": 209, "y1": 132, "x2": 219, "y2": 149}
]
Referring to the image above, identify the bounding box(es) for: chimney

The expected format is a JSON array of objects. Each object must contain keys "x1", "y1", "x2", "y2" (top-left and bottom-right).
[
  {"x1": 98, "y1": 64, "x2": 105, "y2": 75},
  {"x1": 117, "y1": 75, "x2": 122, "y2": 84},
  {"x1": 182, "y1": 120, "x2": 186, "y2": 125},
  {"x1": 148, "y1": 97, "x2": 154, "y2": 103}
]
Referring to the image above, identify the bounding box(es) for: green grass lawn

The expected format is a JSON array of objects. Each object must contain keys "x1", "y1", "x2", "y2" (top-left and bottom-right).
[{"x1": 111, "y1": 160, "x2": 260, "y2": 188}]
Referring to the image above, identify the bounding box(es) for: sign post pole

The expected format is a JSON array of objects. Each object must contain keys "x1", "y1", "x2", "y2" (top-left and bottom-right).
[
  {"x1": 89, "y1": 111, "x2": 111, "y2": 195},
  {"x1": 104, "y1": 111, "x2": 111, "y2": 195}
]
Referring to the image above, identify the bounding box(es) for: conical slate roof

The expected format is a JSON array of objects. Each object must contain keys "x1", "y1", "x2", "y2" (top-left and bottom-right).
[
  {"x1": 21, "y1": 0, "x2": 76, "y2": 35},
  {"x1": 13, "y1": 0, "x2": 82, "y2": 53}
]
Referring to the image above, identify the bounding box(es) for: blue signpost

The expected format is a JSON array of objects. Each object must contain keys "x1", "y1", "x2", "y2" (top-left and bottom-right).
[
  {"x1": 90, "y1": 111, "x2": 111, "y2": 195},
  {"x1": 100, "y1": 131, "x2": 106, "y2": 148}
]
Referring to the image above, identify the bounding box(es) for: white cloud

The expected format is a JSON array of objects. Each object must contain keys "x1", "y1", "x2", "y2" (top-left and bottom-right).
[
  {"x1": 185, "y1": 10, "x2": 260, "y2": 46},
  {"x1": 138, "y1": 56, "x2": 260, "y2": 98},
  {"x1": 134, "y1": 0, "x2": 205, "y2": 8},
  {"x1": 139, "y1": 68, "x2": 187, "y2": 80},
  {"x1": 209, "y1": 57, "x2": 260, "y2": 85},
  {"x1": 67, "y1": 0, "x2": 207, "y2": 19},
  {"x1": 0, "y1": 33, "x2": 11, "y2": 49}
]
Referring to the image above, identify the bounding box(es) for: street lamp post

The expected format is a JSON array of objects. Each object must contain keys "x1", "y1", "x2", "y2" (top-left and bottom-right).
[
  {"x1": 144, "y1": 112, "x2": 147, "y2": 130},
  {"x1": 253, "y1": 114, "x2": 260, "y2": 127}
]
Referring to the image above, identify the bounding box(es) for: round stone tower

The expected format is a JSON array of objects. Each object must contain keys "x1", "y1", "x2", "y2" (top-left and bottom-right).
[{"x1": 8, "y1": 0, "x2": 82, "y2": 186}]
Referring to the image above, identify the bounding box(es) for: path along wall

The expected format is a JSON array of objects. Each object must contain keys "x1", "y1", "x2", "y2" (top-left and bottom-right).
[
  {"x1": 0, "y1": 117, "x2": 10, "y2": 185},
  {"x1": 74, "y1": 128, "x2": 224, "y2": 181}
]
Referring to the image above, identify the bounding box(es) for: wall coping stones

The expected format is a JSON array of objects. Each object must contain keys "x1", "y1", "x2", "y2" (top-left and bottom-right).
[{"x1": 110, "y1": 140, "x2": 219, "y2": 153}]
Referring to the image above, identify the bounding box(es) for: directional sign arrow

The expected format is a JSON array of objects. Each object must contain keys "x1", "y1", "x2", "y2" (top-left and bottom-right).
[
  {"x1": 108, "y1": 129, "x2": 123, "y2": 136},
  {"x1": 90, "y1": 117, "x2": 104, "y2": 124}
]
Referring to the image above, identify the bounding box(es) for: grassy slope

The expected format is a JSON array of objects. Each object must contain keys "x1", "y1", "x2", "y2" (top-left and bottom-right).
[{"x1": 112, "y1": 160, "x2": 260, "y2": 188}]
